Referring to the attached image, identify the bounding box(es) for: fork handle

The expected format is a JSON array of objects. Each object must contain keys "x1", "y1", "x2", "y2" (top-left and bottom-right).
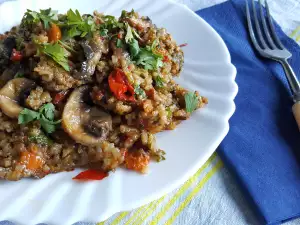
[
  {"x1": 292, "y1": 102, "x2": 300, "y2": 130},
  {"x1": 280, "y1": 60, "x2": 300, "y2": 101}
]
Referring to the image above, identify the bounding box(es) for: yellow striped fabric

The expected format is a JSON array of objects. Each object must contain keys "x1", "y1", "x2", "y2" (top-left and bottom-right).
[
  {"x1": 98, "y1": 153, "x2": 223, "y2": 225},
  {"x1": 290, "y1": 26, "x2": 300, "y2": 43}
]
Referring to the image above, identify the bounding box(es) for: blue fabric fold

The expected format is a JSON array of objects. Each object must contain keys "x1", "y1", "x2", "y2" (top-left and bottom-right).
[{"x1": 197, "y1": 1, "x2": 300, "y2": 224}]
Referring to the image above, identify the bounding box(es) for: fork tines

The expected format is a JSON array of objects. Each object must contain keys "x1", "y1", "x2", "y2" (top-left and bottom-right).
[{"x1": 245, "y1": 0, "x2": 284, "y2": 51}]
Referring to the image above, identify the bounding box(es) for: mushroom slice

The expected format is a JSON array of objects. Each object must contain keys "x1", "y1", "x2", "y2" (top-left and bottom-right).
[
  {"x1": 0, "y1": 78, "x2": 36, "y2": 118},
  {"x1": 62, "y1": 85, "x2": 112, "y2": 146}
]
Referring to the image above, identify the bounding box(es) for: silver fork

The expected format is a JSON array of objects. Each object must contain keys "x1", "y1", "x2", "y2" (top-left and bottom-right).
[{"x1": 246, "y1": 0, "x2": 300, "y2": 129}]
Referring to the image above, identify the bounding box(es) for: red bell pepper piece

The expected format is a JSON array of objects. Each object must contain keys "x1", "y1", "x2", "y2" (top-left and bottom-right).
[
  {"x1": 53, "y1": 90, "x2": 69, "y2": 104},
  {"x1": 108, "y1": 68, "x2": 135, "y2": 102},
  {"x1": 73, "y1": 169, "x2": 108, "y2": 181},
  {"x1": 10, "y1": 49, "x2": 23, "y2": 61}
]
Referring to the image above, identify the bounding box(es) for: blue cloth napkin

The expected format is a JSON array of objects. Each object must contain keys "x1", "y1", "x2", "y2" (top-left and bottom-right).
[{"x1": 197, "y1": 1, "x2": 300, "y2": 224}]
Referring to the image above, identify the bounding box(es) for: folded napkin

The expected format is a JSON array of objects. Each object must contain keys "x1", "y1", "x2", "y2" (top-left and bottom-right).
[{"x1": 197, "y1": 1, "x2": 300, "y2": 225}]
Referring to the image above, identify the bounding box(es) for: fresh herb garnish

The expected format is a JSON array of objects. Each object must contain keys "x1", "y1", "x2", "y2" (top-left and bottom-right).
[
  {"x1": 100, "y1": 28, "x2": 109, "y2": 37},
  {"x1": 116, "y1": 39, "x2": 124, "y2": 48},
  {"x1": 18, "y1": 103, "x2": 61, "y2": 134},
  {"x1": 18, "y1": 108, "x2": 40, "y2": 124},
  {"x1": 100, "y1": 15, "x2": 124, "y2": 31},
  {"x1": 129, "y1": 39, "x2": 140, "y2": 57},
  {"x1": 66, "y1": 26, "x2": 82, "y2": 38},
  {"x1": 64, "y1": 9, "x2": 96, "y2": 38},
  {"x1": 154, "y1": 76, "x2": 165, "y2": 88},
  {"x1": 23, "y1": 8, "x2": 58, "y2": 30},
  {"x1": 14, "y1": 72, "x2": 24, "y2": 78},
  {"x1": 134, "y1": 84, "x2": 146, "y2": 98},
  {"x1": 136, "y1": 47, "x2": 163, "y2": 70},
  {"x1": 38, "y1": 43, "x2": 70, "y2": 71},
  {"x1": 125, "y1": 23, "x2": 134, "y2": 43},
  {"x1": 151, "y1": 39, "x2": 159, "y2": 51},
  {"x1": 121, "y1": 9, "x2": 136, "y2": 19},
  {"x1": 184, "y1": 91, "x2": 199, "y2": 113}
]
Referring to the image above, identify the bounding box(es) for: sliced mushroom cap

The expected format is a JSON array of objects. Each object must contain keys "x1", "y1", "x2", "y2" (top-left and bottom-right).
[
  {"x1": 62, "y1": 85, "x2": 112, "y2": 146},
  {"x1": 73, "y1": 40, "x2": 102, "y2": 81},
  {"x1": 0, "y1": 78, "x2": 36, "y2": 118}
]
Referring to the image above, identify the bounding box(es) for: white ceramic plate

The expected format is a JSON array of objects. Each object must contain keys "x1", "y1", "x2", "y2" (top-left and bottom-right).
[{"x1": 0, "y1": 0, "x2": 238, "y2": 224}]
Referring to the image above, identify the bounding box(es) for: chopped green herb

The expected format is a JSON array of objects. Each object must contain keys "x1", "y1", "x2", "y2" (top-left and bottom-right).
[
  {"x1": 129, "y1": 39, "x2": 140, "y2": 57},
  {"x1": 100, "y1": 28, "x2": 108, "y2": 37},
  {"x1": 66, "y1": 26, "x2": 82, "y2": 38},
  {"x1": 132, "y1": 29, "x2": 141, "y2": 40},
  {"x1": 18, "y1": 103, "x2": 61, "y2": 134},
  {"x1": 23, "y1": 8, "x2": 58, "y2": 30},
  {"x1": 154, "y1": 76, "x2": 165, "y2": 88},
  {"x1": 38, "y1": 43, "x2": 70, "y2": 71},
  {"x1": 14, "y1": 72, "x2": 24, "y2": 78},
  {"x1": 39, "y1": 103, "x2": 55, "y2": 121},
  {"x1": 120, "y1": 9, "x2": 135, "y2": 19},
  {"x1": 66, "y1": 9, "x2": 83, "y2": 25},
  {"x1": 58, "y1": 40, "x2": 76, "y2": 53},
  {"x1": 39, "y1": 115, "x2": 61, "y2": 134},
  {"x1": 184, "y1": 91, "x2": 199, "y2": 113},
  {"x1": 100, "y1": 15, "x2": 124, "y2": 31},
  {"x1": 18, "y1": 108, "x2": 40, "y2": 124},
  {"x1": 116, "y1": 39, "x2": 124, "y2": 48},
  {"x1": 136, "y1": 48, "x2": 163, "y2": 71},
  {"x1": 125, "y1": 23, "x2": 134, "y2": 43},
  {"x1": 134, "y1": 85, "x2": 146, "y2": 98},
  {"x1": 151, "y1": 39, "x2": 159, "y2": 51},
  {"x1": 64, "y1": 9, "x2": 95, "y2": 38}
]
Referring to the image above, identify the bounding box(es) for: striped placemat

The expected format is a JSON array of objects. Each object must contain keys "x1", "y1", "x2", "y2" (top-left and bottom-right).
[{"x1": 97, "y1": 153, "x2": 223, "y2": 225}]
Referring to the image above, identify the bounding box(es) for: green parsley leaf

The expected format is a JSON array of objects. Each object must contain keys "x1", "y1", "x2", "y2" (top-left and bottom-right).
[
  {"x1": 184, "y1": 91, "x2": 199, "y2": 113},
  {"x1": 29, "y1": 133, "x2": 53, "y2": 145},
  {"x1": 39, "y1": 103, "x2": 55, "y2": 121},
  {"x1": 136, "y1": 48, "x2": 163, "y2": 70},
  {"x1": 18, "y1": 103, "x2": 61, "y2": 134},
  {"x1": 66, "y1": 9, "x2": 83, "y2": 25},
  {"x1": 134, "y1": 85, "x2": 146, "y2": 98},
  {"x1": 100, "y1": 28, "x2": 108, "y2": 37},
  {"x1": 23, "y1": 8, "x2": 57, "y2": 30},
  {"x1": 129, "y1": 39, "x2": 140, "y2": 57},
  {"x1": 154, "y1": 76, "x2": 165, "y2": 88},
  {"x1": 41, "y1": 43, "x2": 70, "y2": 71},
  {"x1": 116, "y1": 39, "x2": 124, "y2": 48},
  {"x1": 151, "y1": 39, "x2": 159, "y2": 51},
  {"x1": 125, "y1": 23, "x2": 134, "y2": 43},
  {"x1": 64, "y1": 9, "x2": 95, "y2": 38},
  {"x1": 18, "y1": 108, "x2": 40, "y2": 124},
  {"x1": 67, "y1": 26, "x2": 82, "y2": 38},
  {"x1": 39, "y1": 115, "x2": 60, "y2": 134},
  {"x1": 132, "y1": 29, "x2": 141, "y2": 40},
  {"x1": 14, "y1": 72, "x2": 24, "y2": 78}
]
